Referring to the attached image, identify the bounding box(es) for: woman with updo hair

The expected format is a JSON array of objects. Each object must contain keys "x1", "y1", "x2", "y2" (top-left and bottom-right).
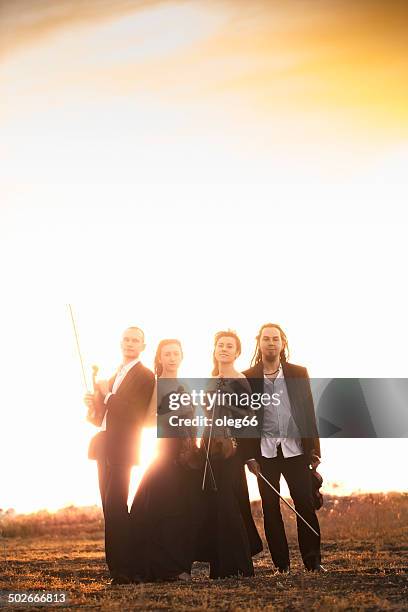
[
  {"x1": 129, "y1": 339, "x2": 201, "y2": 582},
  {"x1": 196, "y1": 330, "x2": 262, "y2": 579}
]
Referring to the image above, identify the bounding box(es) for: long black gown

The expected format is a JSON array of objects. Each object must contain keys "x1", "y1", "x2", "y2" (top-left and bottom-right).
[
  {"x1": 129, "y1": 387, "x2": 201, "y2": 581},
  {"x1": 195, "y1": 377, "x2": 263, "y2": 578}
]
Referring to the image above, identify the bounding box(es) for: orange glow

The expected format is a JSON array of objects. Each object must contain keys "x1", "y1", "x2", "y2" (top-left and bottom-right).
[{"x1": 1, "y1": 1, "x2": 407, "y2": 513}]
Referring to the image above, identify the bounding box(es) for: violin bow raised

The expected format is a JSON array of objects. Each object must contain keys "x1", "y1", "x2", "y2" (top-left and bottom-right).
[
  {"x1": 68, "y1": 304, "x2": 90, "y2": 393},
  {"x1": 68, "y1": 305, "x2": 100, "y2": 423}
]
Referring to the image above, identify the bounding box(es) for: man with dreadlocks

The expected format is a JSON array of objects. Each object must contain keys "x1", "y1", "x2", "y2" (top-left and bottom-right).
[{"x1": 240, "y1": 323, "x2": 322, "y2": 573}]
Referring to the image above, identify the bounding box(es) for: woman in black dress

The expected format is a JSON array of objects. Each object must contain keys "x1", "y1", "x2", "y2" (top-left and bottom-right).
[
  {"x1": 129, "y1": 339, "x2": 201, "y2": 582},
  {"x1": 196, "y1": 330, "x2": 263, "y2": 578}
]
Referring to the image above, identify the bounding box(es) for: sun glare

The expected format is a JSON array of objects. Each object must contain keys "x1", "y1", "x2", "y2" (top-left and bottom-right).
[{"x1": 1, "y1": 1, "x2": 407, "y2": 514}]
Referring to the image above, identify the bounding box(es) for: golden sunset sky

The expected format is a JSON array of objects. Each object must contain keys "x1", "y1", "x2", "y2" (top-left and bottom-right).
[{"x1": 1, "y1": 0, "x2": 407, "y2": 513}]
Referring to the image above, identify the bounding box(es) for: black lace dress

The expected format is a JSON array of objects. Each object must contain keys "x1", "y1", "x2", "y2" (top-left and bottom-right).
[
  {"x1": 195, "y1": 377, "x2": 263, "y2": 578},
  {"x1": 129, "y1": 385, "x2": 202, "y2": 581}
]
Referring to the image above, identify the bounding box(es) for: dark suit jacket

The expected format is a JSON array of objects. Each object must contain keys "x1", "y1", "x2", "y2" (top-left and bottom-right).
[
  {"x1": 240, "y1": 361, "x2": 321, "y2": 464},
  {"x1": 88, "y1": 362, "x2": 155, "y2": 465}
]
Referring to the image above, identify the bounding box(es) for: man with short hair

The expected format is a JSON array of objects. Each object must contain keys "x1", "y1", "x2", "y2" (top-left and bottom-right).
[
  {"x1": 84, "y1": 326, "x2": 155, "y2": 584},
  {"x1": 241, "y1": 323, "x2": 322, "y2": 573}
]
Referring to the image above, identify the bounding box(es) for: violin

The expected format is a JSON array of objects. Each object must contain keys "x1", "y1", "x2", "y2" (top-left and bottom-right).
[
  {"x1": 178, "y1": 437, "x2": 205, "y2": 470},
  {"x1": 202, "y1": 377, "x2": 238, "y2": 461},
  {"x1": 310, "y1": 466, "x2": 324, "y2": 510},
  {"x1": 200, "y1": 378, "x2": 240, "y2": 492},
  {"x1": 157, "y1": 385, "x2": 205, "y2": 471},
  {"x1": 204, "y1": 435, "x2": 237, "y2": 460}
]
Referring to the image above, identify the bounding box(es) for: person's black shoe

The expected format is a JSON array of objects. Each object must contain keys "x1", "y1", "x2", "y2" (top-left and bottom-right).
[
  {"x1": 305, "y1": 563, "x2": 326, "y2": 573},
  {"x1": 109, "y1": 573, "x2": 132, "y2": 585},
  {"x1": 176, "y1": 572, "x2": 192, "y2": 582},
  {"x1": 131, "y1": 574, "x2": 144, "y2": 584}
]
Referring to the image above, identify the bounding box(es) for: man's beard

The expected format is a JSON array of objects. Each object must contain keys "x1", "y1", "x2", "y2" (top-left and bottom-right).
[{"x1": 262, "y1": 350, "x2": 279, "y2": 362}]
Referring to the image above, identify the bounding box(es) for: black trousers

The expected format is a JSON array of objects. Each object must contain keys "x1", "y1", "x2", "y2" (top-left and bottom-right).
[
  {"x1": 258, "y1": 446, "x2": 321, "y2": 570},
  {"x1": 97, "y1": 459, "x2": 132, "y2": 577}
]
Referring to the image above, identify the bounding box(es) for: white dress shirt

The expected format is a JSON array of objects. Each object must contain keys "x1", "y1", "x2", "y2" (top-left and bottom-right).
[
  {"x1": 260, "y1": 365, "x2": 304, "y2": 458},
  {"x1": 100, "y1": 358, "x2": 140, "y2": 431}
]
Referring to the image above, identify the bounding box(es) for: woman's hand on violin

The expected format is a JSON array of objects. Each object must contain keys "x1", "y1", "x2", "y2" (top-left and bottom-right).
[{"x1": 246, "y1": 459, "x2": 261, "y2": 477}]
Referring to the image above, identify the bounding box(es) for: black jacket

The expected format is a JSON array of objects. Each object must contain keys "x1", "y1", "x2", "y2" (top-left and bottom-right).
[
  {"x1": 239, "y1": 361, "x2": 321, "y2": 464},
  {"x1": 88, "y1": 362, "x2": 155, "y2": 465}
]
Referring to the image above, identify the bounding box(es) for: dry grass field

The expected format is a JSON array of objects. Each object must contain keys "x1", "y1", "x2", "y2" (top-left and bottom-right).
[{"x1": 0, "y1": 493, "x2": 407, "y2": 611}]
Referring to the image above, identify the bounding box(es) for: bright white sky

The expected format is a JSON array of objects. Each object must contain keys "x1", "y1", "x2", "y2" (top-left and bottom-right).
[{"x1": 0, "y1": 0, "x2": 407, "y2": 513}]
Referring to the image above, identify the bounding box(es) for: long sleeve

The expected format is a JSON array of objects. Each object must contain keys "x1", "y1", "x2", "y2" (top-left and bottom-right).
[{"x1": 302, "y1": 368, "x2": 321, "y2": 459}]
